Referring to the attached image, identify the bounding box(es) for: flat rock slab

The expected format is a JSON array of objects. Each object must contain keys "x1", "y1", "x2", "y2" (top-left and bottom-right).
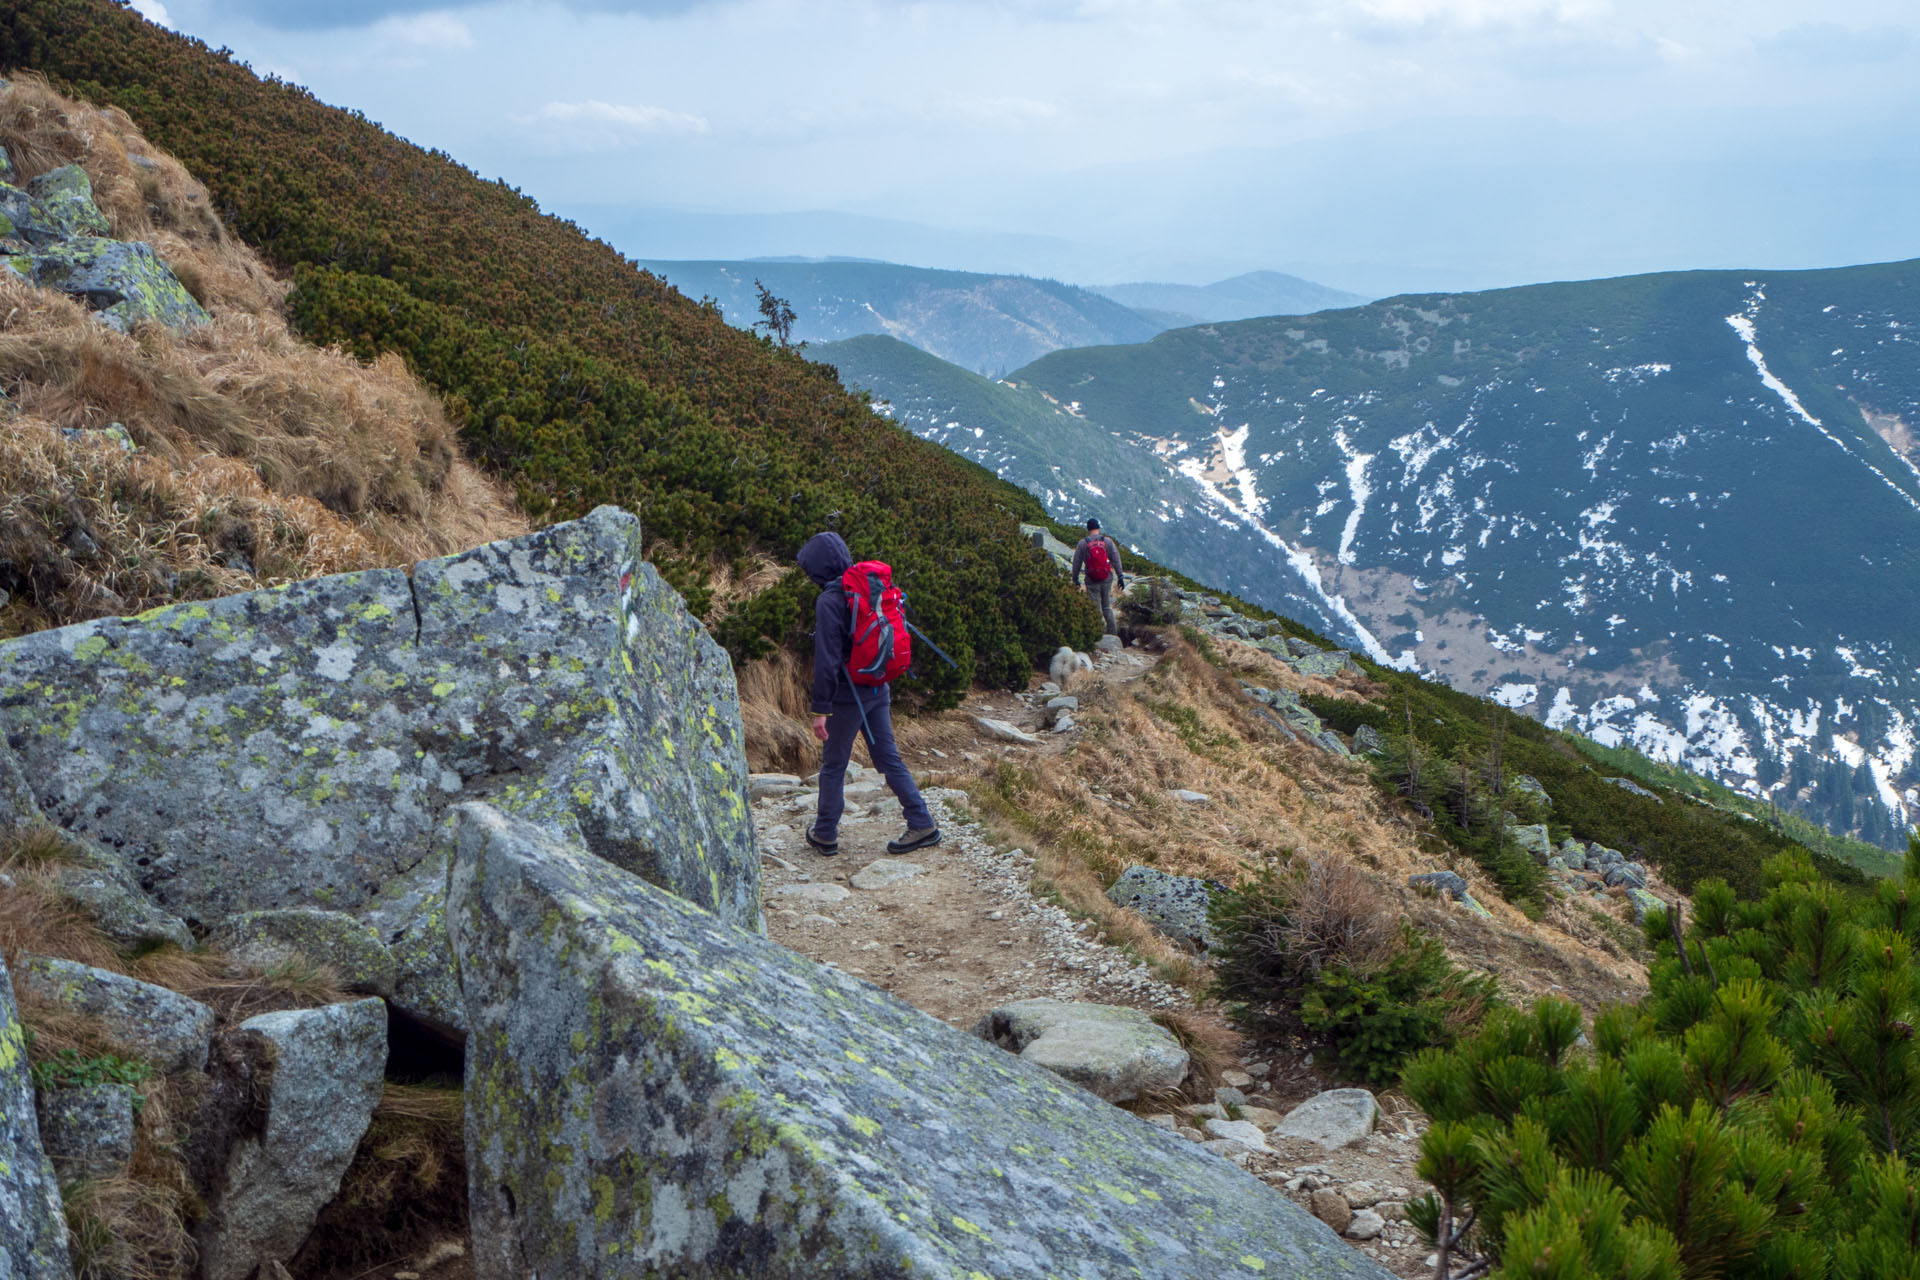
[
  {"x1": 0, "y1": 951, "x2": 73, "y2": 1280},
  {"x1": 446, "y1": 802, "x2": 1389, "y2": 1280},
  {"x1": 0, "y1": 506, "x2": 758, "y2": 936},
  {"x1": 773, "y1": 882, "x2": 852, "y2": 905},
  {"x1": 1273, "y1": 1089, "x2": 1380, "y2": 1149},
  {"x1": 849, "y1": 860, "x2": 925, "y2": 890},
  {"x1": 974, "y1": 715, "x2": 1042, "y2": 745},
  {"x1": 971, "y1": 998, "x2": 1189, "y2": 1104},
  {"x1": 197, "y1": 998, "x2": 387, "y2": 1280},
  {"x1": 18, "y1": 956, "x2": 213, "y2": 1072}
]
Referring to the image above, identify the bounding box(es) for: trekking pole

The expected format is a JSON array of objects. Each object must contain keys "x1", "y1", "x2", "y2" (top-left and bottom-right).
[
  {"x1": 903, "y1": 619, "x2": 959, "y2": 670},
  {"x1": 838, "y1": 665, "x2": 880, "y2": 756}
]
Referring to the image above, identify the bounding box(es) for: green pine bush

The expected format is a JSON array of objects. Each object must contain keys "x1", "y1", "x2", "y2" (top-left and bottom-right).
[{"x1": 1400, "y1": 836, "x2": 1920, "y2": 1279}]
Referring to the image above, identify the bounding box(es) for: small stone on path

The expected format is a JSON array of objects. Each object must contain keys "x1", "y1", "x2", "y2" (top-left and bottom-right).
[{"x1": 850, "y1": 861, "x2": 926, "y2": 891}]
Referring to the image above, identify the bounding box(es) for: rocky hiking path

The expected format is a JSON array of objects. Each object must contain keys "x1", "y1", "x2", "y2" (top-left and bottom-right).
[{"x1": 756, "y1": 643, "x2": 1445, "y2": 1279}]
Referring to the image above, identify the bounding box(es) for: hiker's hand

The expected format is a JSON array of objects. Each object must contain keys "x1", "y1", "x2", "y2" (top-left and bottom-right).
[{"x1": 811, "y1": 715, "x2": 829, "y2": 743}]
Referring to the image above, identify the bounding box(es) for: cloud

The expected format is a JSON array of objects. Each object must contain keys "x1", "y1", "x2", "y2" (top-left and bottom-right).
[
  {"x1": 515, "y1": 99, "x2": 710, "y2": 150},
  {"x1": 1760, "y1": 22, "x2": 1913, "y2": 66},
  {"x1": 375, "y1": 11, "x2": 475, "y2": 47},
  {"x1": 130, "y1": 0, "x2": 173, "y2": 26},
  {"x1": 209, "y1": 0, "x2": 715, "y2": 30}
]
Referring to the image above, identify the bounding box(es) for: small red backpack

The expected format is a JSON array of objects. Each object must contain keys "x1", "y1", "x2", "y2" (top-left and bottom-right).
[
  {"x1": 842, "y1": 560, "x2": 912, "y2": 686},
  {"x1": 1085, "y1": 538, "x2": 1113, "y2": 583}
]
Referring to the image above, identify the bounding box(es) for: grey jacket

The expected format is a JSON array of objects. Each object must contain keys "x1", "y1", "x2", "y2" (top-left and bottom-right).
[{"x1": 1071, "y1": 533, "x2": 1126, "y2": 589}]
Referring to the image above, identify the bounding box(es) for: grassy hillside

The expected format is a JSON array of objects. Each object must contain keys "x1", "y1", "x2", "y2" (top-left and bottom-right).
[
  {"x1": 0, "y1": 0, "x2": 1106, "y2": 700},
  {"x1": 642, "y1": 259, "x2": 1163, "y2": 376}
]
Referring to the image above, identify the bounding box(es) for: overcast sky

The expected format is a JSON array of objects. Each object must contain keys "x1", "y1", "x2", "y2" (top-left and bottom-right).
[{"x1": 138, "y1": 0, "x2": 1920, "y2": 292}]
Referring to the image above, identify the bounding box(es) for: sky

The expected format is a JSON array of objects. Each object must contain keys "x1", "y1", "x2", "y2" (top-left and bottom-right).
[{"x1": 139, "y1": 0, "x2": 1920, "y2": 294}]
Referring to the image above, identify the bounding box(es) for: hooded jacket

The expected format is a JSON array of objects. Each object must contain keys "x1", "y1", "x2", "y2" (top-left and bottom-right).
[{"x1": 797, "y1": 532, "x2": 882, "y2": 715}]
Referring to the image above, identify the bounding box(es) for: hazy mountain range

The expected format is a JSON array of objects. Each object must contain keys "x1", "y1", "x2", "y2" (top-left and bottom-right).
[
  {"x1": 640, "y1": 259, "x2": 1363, "y2": 377},
  {"x1": 828, "y1": 259, "x2": 1920, "y2": 849}
]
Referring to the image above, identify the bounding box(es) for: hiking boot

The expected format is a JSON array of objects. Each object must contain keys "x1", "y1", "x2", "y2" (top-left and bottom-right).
[
  {"x1": 804, "y1": 826, "x2": 839, "y2": 857},
  {"x1": 886, "y1": 827, "x2": 940, "y2": 855}
]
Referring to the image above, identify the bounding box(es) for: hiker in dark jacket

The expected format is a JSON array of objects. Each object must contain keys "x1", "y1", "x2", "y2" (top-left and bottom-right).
[
  {"x1": 796, "y1": 531, "x2": 940, "y2": 858},
  {"x1": 1071, "y1": 517, "x2": 1127, "y2": 636}
]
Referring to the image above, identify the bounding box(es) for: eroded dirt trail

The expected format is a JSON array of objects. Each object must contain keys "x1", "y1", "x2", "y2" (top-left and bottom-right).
[{"x1": 756, "y1": 643, "x2": 1443, "y2": 1279}]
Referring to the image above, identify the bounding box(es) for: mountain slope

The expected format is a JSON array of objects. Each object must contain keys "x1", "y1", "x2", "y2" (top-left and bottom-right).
[
  {"x1": 1092, "y1": 271, "x2": 1369, "y2": 324},
  {"x1": 1006, "y1": 261, "x2": 1920, "y2": 847},
  {"x1": 814, "y1": 334, "x2": 1348, "y2": 628},
  {"x1": 0, "y1": 0, "x2": 1107, "y2": 698},
  {"x1": 642, "y1": 258, "x2": 1163, "y2": 376}
]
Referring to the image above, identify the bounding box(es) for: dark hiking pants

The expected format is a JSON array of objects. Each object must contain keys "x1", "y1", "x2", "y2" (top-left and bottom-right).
[
  {"x1": 1087, "y1": 577, "x2": 1117, "y2": 635},
  {"x1": 814, "y1": 686, "x2": 933, "y2": 842}
]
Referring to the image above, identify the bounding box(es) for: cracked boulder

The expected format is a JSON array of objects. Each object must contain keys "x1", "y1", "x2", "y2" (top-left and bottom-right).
[
  {"x1": 448, "y1": 801, "x2": 1389, "y2": 1280},
  {"x1": 0, "y1": 951, "x2": 73, "y2": 1280},
  {"x1": 196, "y1": 998, "x2": 387, "y2": 1280},
  {"x1": 0, "y1": 507, "x2": 758, "y2": 949}
]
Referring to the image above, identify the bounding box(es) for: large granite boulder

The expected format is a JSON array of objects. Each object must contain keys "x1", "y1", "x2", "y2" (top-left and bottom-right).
[
  {"x1": 972, "y1": 998, "x2": 1190, "y2": 1102},
  {"x1": 16, "y1": 956, "x2": 214, "y2": 1073},
  {"x1": 0, "y1": 508, "x2": 758, "y2": 943},
  {"x1": 446, "y1": 802, "x2": 1389, "y2": 1280},
  {"x1": 1107, "y1": 864, "x2": 1224, "y2": 952},
  {"x1": 196, "y1": 998, "x2": 387, "y2": 1280},
  {"x1": 0, "y1": 951, "x2": 73, "y2": 1280},
  {"x1": 28, "y1": 236, "x2": 211, "y2": 332}
]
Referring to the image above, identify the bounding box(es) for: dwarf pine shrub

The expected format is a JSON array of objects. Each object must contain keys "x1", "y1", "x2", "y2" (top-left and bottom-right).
[
  {"x1": 1402, "y1": 840, "x2": 1920, "y2": 1279},
  {"x1": 1210, "y1": 863, "x2": 1495, "y2": 1084}
]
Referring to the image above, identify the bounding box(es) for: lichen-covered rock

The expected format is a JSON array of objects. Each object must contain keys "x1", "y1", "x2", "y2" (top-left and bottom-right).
[
  {"x1": 51, "y1": 836, "x2": 196, "y2": 952},
  {"x1": 1603, "y1": 776, "x2": 1662, "y2": 802},
  {"x1": 29, "y1": 236, "x2": 211, "y2": 331},
  {"x1": 209, "y1": 908, "x2": 397, "y2": 995},
  {"x1": 1352, "y1": 723, "x2": 1385, "y2": 754},
  {"x1": 34, "y1": 1081, "x2": 136, "y2": 1180},
  {"x1": 1408, "y1": 870, "x2": 1470, "y2": 901},
  {"x1": 446, "y1": 802, "x2": 1388, "y2": 1280},
  {"x1": 1506, "y1": 823, "x2": 1553, "y2": 862},
  {"x1": 973, "y1": 998, "x2": 1190, "y2": 1103},
  {"x1": 1292, "y1": 650, "x2": 1359, "y2": 678},
  {"x1": 17, "y1": 956, "x2": 213, "y2": 1072},
  {"x1": 1627, "y1": 887, "x2": 1666, "y2": 924},
  {"x1": 0, "y1": 507, "x2": 758, "y2": 936},
  {"x1": 25, "y1": 164, "x2": 111, "y2": 238},
  {"x1": 0, "y1": 735, "x2": 38, "y2": 826},
  {"x1": 0, "y1": 950, "x2": 73, "y2": 1280},
  {"x1": 196, "y1": 998, "x2": 387, "y2": 1280},
  {"x1": 1513, "y1": 774, "x2": 1552, "y2": 807},
  {"x1": 359, "y1": 847, "x2": 464, "y2": 1034},
  {"x1": 1273, "y1": 1089, "x2": 1380, "y2": 1149},
  {"x1": 1107, "y1": 864, "x2": 1224, "y2": 952}
]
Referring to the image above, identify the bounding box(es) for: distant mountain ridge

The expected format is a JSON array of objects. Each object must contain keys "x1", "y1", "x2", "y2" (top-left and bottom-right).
[
  {"x1": 640, "y1": 259, "x2": 1162, "y2": 377},
  {"x1": 844, "y1": 260, "x2": 1920, "y2": 849},
  {"x1": 1091, "y1": 271, "x2": 1369, "y2": 325}
]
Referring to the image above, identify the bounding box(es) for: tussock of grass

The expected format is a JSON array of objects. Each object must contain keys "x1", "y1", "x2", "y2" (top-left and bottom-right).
[
  {"x1": 738, "y1": 645, "x2": 817, "y2": 775},
  {"x1": 1150, "y1": 1008, "x2": 1244, "y2": 1097},
  {"x1": 0, "y1": 828, "x2": 120, "y2": 974},
  {"x1": 291, "y1": 1083, "x2": 468, "y2": 1279},
  {"x1": 0, "y1": 77, "x2": 525, "y2": 638}
]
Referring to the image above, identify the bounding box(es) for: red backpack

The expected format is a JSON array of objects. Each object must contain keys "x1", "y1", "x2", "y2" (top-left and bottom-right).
[
  {"x1": 1085, "y1": 538, "x2": 1113, "y2": 583},
  {"x1": 842, "y1": 560, "x2": 912, "y2": 686}
]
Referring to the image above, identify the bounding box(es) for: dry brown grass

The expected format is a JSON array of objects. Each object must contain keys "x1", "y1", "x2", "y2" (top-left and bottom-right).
[
  {"x1": 292, "y1": 1083, "x2": 468, "y2": 1280},
  {"x1": 738, "y1": 646, "x2": 817, "y2": 774},
  {"x1": 0, "y1": 829, "x2": 121, "y2": 974},
  {"x1": 0, "y1": 73, "x2": 279, "y2": 316},
  {"x1": 918, "y1": 632, "x2": 1650, "y2": 1014},
  {"x1": 1151, "y1": 1007, "x2": 1244, "y2": 1097},
  {"x1": 0, "y1": 79, "x2": 526, "y2": 637}
]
